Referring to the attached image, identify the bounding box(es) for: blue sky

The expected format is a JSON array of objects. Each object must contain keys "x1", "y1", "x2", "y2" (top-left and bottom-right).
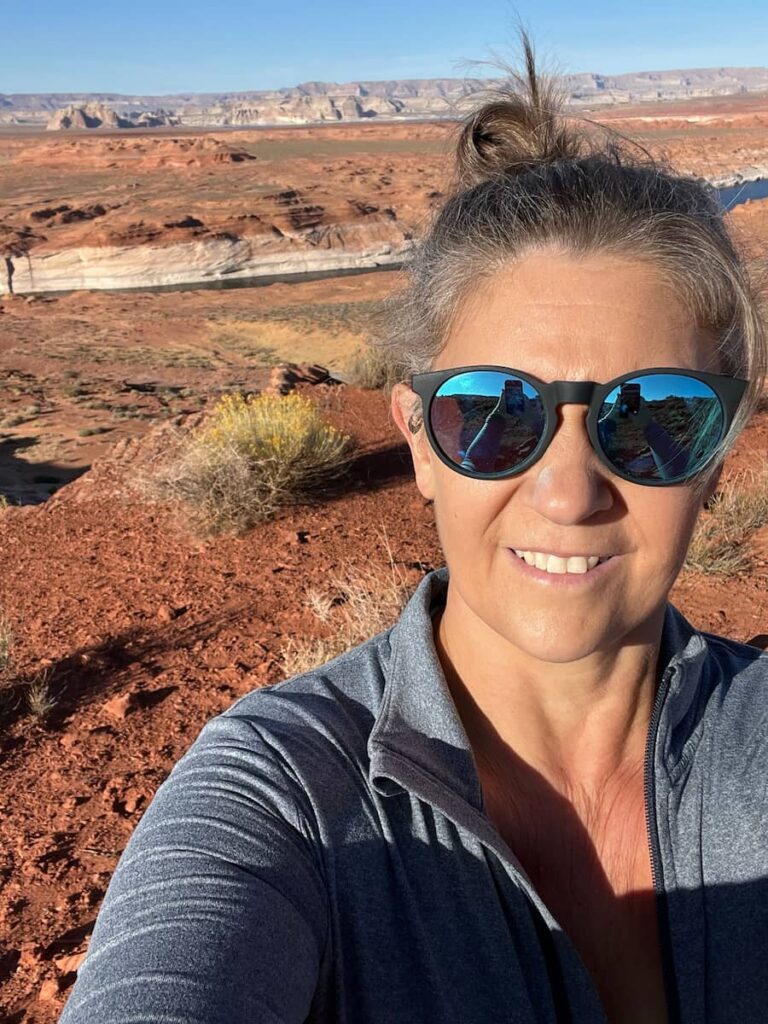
[{"x1": 4, "y1": 0, "x2": 766, "y2": 94}]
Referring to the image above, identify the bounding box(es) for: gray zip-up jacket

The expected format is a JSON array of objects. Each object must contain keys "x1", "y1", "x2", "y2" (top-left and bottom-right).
[{"x1": 58, "y1": 565, "x2": 768, "y2": 1023}]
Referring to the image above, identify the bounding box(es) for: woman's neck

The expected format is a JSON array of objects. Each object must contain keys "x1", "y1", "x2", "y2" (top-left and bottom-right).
[{"x1": 432, "y1": 598, "x2": 664, "y2": 796}]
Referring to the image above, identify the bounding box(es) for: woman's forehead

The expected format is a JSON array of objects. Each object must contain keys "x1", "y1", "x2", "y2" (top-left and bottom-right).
[{"x1": 440, "y1": 255, "x2": 715, "y2": 375}]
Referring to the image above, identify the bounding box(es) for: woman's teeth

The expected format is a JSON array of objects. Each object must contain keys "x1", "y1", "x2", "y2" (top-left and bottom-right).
[{"x1": 512, "y1": 550, "x2": 610, "y2": 574}]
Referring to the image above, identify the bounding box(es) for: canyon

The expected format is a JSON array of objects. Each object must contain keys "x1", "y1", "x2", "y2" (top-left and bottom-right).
[{"x1": 2, "y1": 90, "x2": 768, "y2": 296}]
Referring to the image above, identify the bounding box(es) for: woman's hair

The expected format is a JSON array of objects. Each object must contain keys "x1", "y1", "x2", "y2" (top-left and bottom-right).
[{"x1": 376, "y1": 28, "x2": 768, "y2": 499}]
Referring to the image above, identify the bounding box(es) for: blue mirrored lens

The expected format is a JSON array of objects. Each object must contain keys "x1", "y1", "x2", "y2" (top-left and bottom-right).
[
  {"x1": 597, "y1": 373, "x2": 724, "y2": 482},
  {"x1": 431, "y1": 371, "x2": 545, "y2": 473}
]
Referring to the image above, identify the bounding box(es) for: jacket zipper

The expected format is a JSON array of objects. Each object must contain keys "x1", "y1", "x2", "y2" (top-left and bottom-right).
[{"x1": 643, "y1": 663, "x2": 681, "y2": 1024}]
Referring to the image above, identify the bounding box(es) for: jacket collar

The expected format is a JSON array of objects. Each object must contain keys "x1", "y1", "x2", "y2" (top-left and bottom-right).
[{"x1": 368, "y1": 565, "x2": 710, "y2": 807}]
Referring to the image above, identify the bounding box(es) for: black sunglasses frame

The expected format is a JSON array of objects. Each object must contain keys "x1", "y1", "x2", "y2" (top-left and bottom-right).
[{"x1": 409, "y1": 365, "x2": 750, "y2": 487}]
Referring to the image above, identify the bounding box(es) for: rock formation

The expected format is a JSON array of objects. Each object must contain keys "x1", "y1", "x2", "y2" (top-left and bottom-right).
[
  {"x1": 47, "y1": 103, "x2": 126, "y2": 130},
  {"x1": 0, "y1": 66, "x2": 762, "y2": 128},
  {"x1": 46, "y1": 103, "x2": 180, "y2": 130}
]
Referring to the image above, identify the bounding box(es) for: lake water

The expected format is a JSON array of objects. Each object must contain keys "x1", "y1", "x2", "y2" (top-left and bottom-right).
[
  {"x1": 74, "y1": 262, "x2": 405, "y2": 296},
  {"x1": 717, "y1": 177, "x2": 768, "y2": 210}
]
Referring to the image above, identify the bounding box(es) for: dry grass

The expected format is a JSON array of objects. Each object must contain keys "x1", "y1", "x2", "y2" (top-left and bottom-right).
[
  {"x1": 343, "y1": 341, "x2": 403, "y2": 391},
  {"x1": 25, "y1": 667, "x2": 58, "y2": 721},
  {"x1": 0, "y1": 614, "x2": 13, "y2": 677},
  {"x1": 279, "y1": 527, "x2": 415, "y2": 677},
  {"x1": 0, "y1": 613, "x2": 17, "y2": 718},
  {"x1": 137, "y1": 390, "x2": 355, "y2": 536},
  {"x1": 685, "y1": 464, "x2": 768, "y2": 575},
  {"x1": 209, "y1": 331, "x2": 283, "y2": 365},
  {"x1": 45, "y1": 342, "x2": 215, "y2": 370}
]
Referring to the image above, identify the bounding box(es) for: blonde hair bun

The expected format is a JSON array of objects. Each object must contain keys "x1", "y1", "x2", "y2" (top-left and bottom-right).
[{"x1": 454, "y1": 38, "x2": 586, "y2": 190}]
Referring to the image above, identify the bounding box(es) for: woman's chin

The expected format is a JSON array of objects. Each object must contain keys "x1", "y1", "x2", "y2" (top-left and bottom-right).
[{"x1": 496, "y1": 608, "x2": 626, "y2": 662}]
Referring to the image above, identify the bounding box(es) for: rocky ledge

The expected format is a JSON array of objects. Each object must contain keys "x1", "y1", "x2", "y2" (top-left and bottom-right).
[{"x1": 2, "y1": 231, "x2": 412, "y2": 295}]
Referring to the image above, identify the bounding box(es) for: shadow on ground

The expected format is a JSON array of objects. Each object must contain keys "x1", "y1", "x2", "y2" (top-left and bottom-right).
[{"x1": 0, "y1": 433, "x2": 88, "y2": 505}]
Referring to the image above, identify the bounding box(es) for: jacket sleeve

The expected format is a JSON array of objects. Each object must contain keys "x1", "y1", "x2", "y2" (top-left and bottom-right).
[{"x1": 57, "y1": 712, "x2": 329, "y2": 1024}]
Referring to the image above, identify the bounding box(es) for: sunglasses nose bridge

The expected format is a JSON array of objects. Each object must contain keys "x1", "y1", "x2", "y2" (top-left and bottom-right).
[
  {"x1": 543, "y1": 382, "x2": 602, "y2": 466},
  {"x1": 550, "y1": 380, "x2": 599, "y2": 407}
]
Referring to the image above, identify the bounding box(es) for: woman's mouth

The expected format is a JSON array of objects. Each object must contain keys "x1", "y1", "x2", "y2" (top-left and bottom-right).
[{"x1": 508, "y1": 548, "x2": 620, "y2": 586}]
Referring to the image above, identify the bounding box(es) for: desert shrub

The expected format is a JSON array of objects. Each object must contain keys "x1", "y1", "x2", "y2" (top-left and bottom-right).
[
  {"x1": 279, "y1": 528, "x2": 415, "y2": 676},
  {"x1": 25, "y1": 667, "x2": 57, "y2": 720},
  {"x1": 343, "y1": 341, "x2": 403, "y2": 391},
  {"x1": 141, "y1": 390, "x2": 354, "y2": 536},
  {"x1": 685, "y1": 464, "x2": 768, "y2": 575}
]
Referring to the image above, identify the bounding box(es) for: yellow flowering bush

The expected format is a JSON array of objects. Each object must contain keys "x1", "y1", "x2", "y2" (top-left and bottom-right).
[
  {"x1": 198, "y1": 391, "x2": 350, "y2": 472},
  {"x1": 142, "y1": 389, "x2": 354, "y2": 536}
]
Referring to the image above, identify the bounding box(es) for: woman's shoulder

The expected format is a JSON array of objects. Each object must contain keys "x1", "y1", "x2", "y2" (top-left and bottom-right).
[
  {"x1": 700, "y1": 628, "x2": 768, "y2": 678},
  {"x1": 176, "y1": 626, "x2": 395, "y2": 805},
  {"x1": 224, "y1": 623, "x2": 393, "y2": 734},
  {"x1": 695, "y1": 627, "x2": 768, "y2": 725}
]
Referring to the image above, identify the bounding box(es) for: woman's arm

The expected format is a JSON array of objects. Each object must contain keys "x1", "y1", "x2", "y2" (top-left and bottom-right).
[
  {"x1": 58, "y1": 714, "x2": 329, "y2": 1024},
  {"x1": 642, "y1": 420, "x2": 690, "y2": 478},
  {"x1": 599, "y1": 398, "x2": 690, "y2": 480},
  {"x1": 461, "y1": 391, "x2": 543, "y2": 472}
]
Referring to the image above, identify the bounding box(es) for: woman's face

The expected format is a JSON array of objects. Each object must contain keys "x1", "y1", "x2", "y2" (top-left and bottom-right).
[{"x1": 391, "y1": 250, "x2": 725, "y2": 661}]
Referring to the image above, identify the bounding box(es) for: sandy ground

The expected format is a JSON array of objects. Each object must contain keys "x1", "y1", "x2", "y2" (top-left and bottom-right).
[
  {"x1": 0, "y1": 96, "x2": 767, "y2": 1021},
  {"x1": 0, "y1": 270, "x2": 397, "y2": 503}
]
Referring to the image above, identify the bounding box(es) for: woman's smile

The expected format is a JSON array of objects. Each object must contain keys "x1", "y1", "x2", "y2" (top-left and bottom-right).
[{"x1": 507, "y1": 547, "x2": 622, "y2": 587}]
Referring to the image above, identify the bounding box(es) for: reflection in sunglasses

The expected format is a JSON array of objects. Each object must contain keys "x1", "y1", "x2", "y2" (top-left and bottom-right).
[{"x1": 433, "y1": 376, "x2": 723, "y2": 482}]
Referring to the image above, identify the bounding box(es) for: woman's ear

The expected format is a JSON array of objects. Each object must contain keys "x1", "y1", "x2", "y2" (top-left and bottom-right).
[{"x1": 390, "y1": 382, "x2": 436, "y2": 502}]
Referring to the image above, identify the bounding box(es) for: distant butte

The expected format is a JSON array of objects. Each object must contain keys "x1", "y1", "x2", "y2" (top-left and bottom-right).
[{"x1": 46, "y1": 102, "x2": 180, "y2": 131}]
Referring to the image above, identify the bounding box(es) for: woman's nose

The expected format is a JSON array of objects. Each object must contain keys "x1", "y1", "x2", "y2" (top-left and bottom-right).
[{"x1": 524, "y1": 405, "x2": 614, "y2": 522}]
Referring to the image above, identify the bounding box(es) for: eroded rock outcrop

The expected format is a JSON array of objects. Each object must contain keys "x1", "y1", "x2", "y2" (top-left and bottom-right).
[
  {"x1": 4, "y1": 225, "x2": 412, "y2": 293},
  {"x1": 46, "y1": 103, "x2": 180, "y2": 130}
]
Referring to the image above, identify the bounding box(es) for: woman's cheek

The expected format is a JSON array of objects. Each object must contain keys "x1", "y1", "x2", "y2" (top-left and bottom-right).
[{"x1": 432, "y1": 485, "x2": 488, "y2": 563}]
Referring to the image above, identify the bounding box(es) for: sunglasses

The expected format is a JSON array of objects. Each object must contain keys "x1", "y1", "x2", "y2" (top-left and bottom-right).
[{"x1": 408, "y1": 366, "x2": 749, "y2": 486}]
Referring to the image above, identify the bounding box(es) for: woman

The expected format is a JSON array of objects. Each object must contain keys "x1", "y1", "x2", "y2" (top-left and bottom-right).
[{"x1": 59, "y1": 32, "x2": 767, "y2": 1024}]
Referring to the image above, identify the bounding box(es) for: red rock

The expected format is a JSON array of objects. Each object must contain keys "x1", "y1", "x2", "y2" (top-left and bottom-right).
[
  {"x1": 38, "y1": 976, "x2": 62, "y2": 1001},
  {"x1": 18, "y1": 942, "x2": 43, "y2": 970},
  {"x1": 157, "y1": 603, "x2": 174, "y2": 622},
  {"x1": 101, "y1": 692, "x2": 139, "y2": 720},
  {"x1": 122, "y1": 787, "x2": 149, "y2": 814},
  {"x1": 264, "y1": 362, "x2": 342, "y2": 396}
]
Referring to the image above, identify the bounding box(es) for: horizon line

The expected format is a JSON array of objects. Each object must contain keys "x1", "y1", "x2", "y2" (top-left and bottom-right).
[{"x1": 3, "y1": 62, "x2": 768, "y2": 98}]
